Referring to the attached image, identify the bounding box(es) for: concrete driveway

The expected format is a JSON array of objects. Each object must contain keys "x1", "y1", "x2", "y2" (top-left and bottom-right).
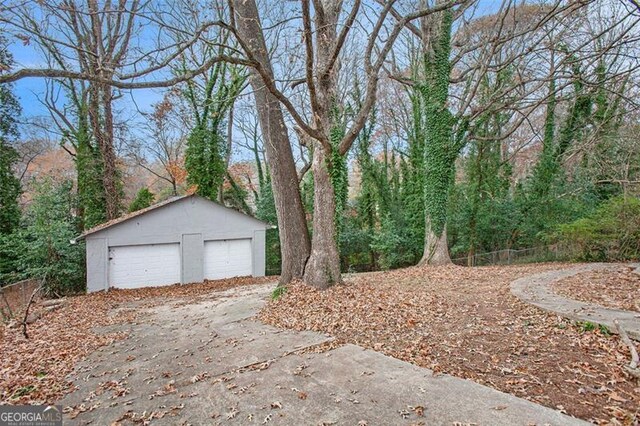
[{"x1": 60, "y1": 283, "x2": 587, "y2": 425}]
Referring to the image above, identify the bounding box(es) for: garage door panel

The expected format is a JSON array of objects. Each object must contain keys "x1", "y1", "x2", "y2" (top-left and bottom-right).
[
  {"x1": 204, "y1": 239, "x2": 252, "y2": 280},
  {"x1": 109, "y1": 243, "x2": 180, "y2": 289},
  {"x1": 203, "y1": 241, "x2": 226, "y2": 280}
]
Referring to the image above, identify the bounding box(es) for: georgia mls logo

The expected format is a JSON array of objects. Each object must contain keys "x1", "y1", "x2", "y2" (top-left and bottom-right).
[{"x1": 0, "y1": 405, "x2": 62, "y2": 426}]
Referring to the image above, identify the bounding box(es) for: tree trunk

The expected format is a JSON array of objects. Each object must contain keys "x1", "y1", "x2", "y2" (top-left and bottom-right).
[
  {"x1": 101, "y1": 84, "x2": 120, "y2": 219},
  {"x1": 234, "y1": 0, "x2": 311, "y2": 284},
  {"x1": 88, "y1": 83, "x2": 120, "y2": 220},
  {"x1": 419, "y1": 220, "x2": 452, "y2": 266},
  {"x1": 303, "y1": 145, "x2": 342, "y2": 288},
  {"x1": 417, "y1": 8, "x2": 455, "y2": 269},
  {"x1": 299, "y1": 0, "x2": 344, "y2": 288}
]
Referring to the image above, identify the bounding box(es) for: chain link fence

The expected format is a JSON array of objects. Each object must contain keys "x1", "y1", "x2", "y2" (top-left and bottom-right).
[
  {"x1": 451, "y1": 244, "x2": 578, "y2": 267},
  {"x1": 0, "y1": 278, "x2": 42, "y2": 322}
]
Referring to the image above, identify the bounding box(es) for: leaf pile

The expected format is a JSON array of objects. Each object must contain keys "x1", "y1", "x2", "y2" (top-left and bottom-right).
[
  {"x1": 0, "y1": 275, "x2": 273, "y2": 405},
  {"x1": 260, "y1": 264, "x2": 640, "y2": 424},
  {"x1": 553, "y1": 266, "x2": 640, "y2": 312}
]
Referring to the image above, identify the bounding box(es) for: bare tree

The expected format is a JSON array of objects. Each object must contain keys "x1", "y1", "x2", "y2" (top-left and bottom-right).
[
  {"x1": 0, "y1": 0, "x2": 250, "y2": 218},
  {"x1": 233, "y1": 0, "x2": 312, "y2": 284},
  {"x1": 231, "y1": 0, "x2": 462, "y2": 288},
  {"x1": 130, "y1": 91, "x2": 190, "y2": 196}
]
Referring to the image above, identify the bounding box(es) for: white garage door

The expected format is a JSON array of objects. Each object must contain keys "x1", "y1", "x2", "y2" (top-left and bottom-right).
[
  {"x1": 204, "y1": 239, "x2": 252, "y2": 280},
  {"x1": 109, "y1": 243, "x2": 181, "y2": 289}
]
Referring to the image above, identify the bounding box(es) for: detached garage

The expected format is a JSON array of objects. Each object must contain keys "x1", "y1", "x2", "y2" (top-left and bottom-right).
[{"x1": 77, "y1": 194, "x2": 270, "y2": 292}]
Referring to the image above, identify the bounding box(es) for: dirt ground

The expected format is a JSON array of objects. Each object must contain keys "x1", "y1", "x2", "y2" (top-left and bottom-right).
[
  {"x1": 260, "y1": 263, "x2": 640, "y2": 425},
  {"x1": 552, "y1": 265, "x2": 640, "y2": 313},
  {"x1": 0, "y1": 276, "x2": 273, "y2": 405}
]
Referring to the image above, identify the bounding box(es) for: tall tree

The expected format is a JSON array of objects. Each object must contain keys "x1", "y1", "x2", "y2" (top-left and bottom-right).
[
  {"x1": 1, "y1": 0, "x2": 139, "y2": 219},
  {"x1": 233, "y1": 0, "x2": 312, "y2": 285},
  {"x1": 0, "y1": 35, "x2": 22, "y2": 234},
  {"x1": 182, "y1": 60, "x2": 246, "y2": 201},
  {"x1": 232, "y1": 0, "x2": 459, "y2": 288},
  {"x1": 44, "y1": 80, "x2": 107, "y2": 230},
  {"x1": 1, "y1": 0, "x2": 236, "y2": 220},
  {"x1": 415, "y1": 8, "x2": 462, "y2": 265}
]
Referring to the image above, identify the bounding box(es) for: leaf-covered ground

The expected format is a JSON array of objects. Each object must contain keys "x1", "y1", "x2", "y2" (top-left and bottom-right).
[
  {"x1": 259, "y1": 263, "x2": 640, "y2": 425},
  {"x1": 553, "y1": 265, "x2": 640, "y2": 313},
  {"x1": 0, "y1": 276, "x2": 273, "y2": 405}
]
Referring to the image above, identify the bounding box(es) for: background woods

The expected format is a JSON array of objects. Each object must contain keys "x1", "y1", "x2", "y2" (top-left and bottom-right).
[{"x1": 0, "y1": 0, "x2": 639, "y2": 293}]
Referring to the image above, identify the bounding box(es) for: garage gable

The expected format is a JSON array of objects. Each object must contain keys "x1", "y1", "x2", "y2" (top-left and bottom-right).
[{"x1": 79, "y1": 195, "x2": 269, "y2": 243}]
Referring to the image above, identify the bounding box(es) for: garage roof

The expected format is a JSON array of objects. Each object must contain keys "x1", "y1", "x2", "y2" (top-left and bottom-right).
[{"x1": 76, "y1": 194, "x2": 271, "y2": 240}]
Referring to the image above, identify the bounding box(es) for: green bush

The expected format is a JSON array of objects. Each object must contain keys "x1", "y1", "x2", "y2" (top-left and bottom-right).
[
  {"x1": 555, "y1": 196, "x2": 640, "y2": 261},
  {"x1": 0, "y1": 179, "x2": 85, "y2": 295},
  {"x1": 370, "y1": 214, "x2": 417, "y2": 270},
  {"x1": 271, "y1": 285, "x2": 287, "y2": 300},
  {"x1": 339, "y1": 213, "x2": 374, "y2": 272},
  {"x1": 255, "y1": 181, "x2": 281, "y2": 275},
  {"x1": 128, "y1": 188, "x2": 155, "y2": 212}
]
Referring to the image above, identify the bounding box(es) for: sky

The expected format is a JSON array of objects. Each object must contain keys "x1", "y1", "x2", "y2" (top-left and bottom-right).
[
  {"x1": 8, "y1": 0, "x2": 506, "y2": 144},
  {"x1": 11, "y1": 43, "x2": 164, "y2": 120}
]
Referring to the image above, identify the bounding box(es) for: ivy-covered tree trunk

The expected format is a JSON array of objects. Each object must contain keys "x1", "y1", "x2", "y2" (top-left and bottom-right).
[
  {"x1": 182, "y1": 58, "x2": 245, "y2": 202},
  {"x1": 467, "y1": 145, "x2": 483, "y2": 266},
  {"x1": 0, "y1": 36, "x2": 22, "y2": 234},
  {"x1": 419, "y1": 110, "x2": 455, "y2": 266},
  {"x1": 417, "y1": 9, "x2": 456, "y2": 267},
  {"x1": 88, "y1": 82, "x2": 121, "y2": 220},
  {"x1": 185, "y1": 125, "x2": 226, "y2": 200},
  {"x1": 330, "y1": 116, "x2": 348, "y2": 241},
  {"x1": 234, "y1": 0, "x2": 311, "y2": 284},
  {"x1": 404, "y1": 93, "x2": 427, "y2": 255},
  {"x1": 74, "y1": 111, "x2": 107, "y2": 230},
  {"x1": 521, "y1": 60, "x2": 594, "y2": 244}
]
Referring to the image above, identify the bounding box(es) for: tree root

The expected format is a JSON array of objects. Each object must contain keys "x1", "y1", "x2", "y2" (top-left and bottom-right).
[{"x1": 614, "y1": 319, "x2": 640, "y2": 379}]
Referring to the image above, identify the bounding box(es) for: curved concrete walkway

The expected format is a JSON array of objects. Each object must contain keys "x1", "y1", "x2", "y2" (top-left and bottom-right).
[{"x1": 511, "y1": 263, "x2": 640, "y2": 340}]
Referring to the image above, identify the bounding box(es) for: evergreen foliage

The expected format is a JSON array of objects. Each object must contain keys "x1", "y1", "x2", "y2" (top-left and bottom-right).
[
  {"x1": 0, "y1": 143, "x2": 21, "y2": 235},
  {"x1": 0, "y1": 35, "x2": 22, "y2": 235},
  {"x1": 128, "y1": 188, "x2": 155, "y2": 212},
  {"x1": 255, "y1": 176, "x2": 281, "y2": 275},
  {"x1": 72, "y1": 109, "x2": 107, "y2": 230},
  {"x1": 329, "y1": 120, "x2": 348, "y2": 238},
  {"x1": 183, "y1": 63, "x2": 246, "y2": 201},
  {"x1": 186, "y1": 124, "x2": 227, "y2": 200},
  {"x1": 223, "y1": 173, "x2": 252, "y2": 215},
  {"x1": 554, "y1": 196, "x2": 640, "y2": 261},
  {"x1": 1, "y1": 179, "x2": 85, "y2": 294},
  {"x1": 515, "y1": 61, "x2": 598, "y2": 247}
]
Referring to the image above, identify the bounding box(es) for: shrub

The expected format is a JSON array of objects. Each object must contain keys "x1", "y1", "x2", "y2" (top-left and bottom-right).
[
  {"x1": 370, "y1": 214, "x2": 417, "y2": 270},
  {"x1": 555, "y1": 196, "x2": 640, "y2": 261},
  {"x1": 0, "y1": 179, "x2": 85, "y2": 295},
  {"x1": 128, "y1": 188, "x2": 155, "y2": 212}
]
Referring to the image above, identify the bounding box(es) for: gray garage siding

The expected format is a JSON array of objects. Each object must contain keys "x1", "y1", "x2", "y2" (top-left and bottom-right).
[{"x1": 84, "y1": 195, "x2": 268, "y2": 292}]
